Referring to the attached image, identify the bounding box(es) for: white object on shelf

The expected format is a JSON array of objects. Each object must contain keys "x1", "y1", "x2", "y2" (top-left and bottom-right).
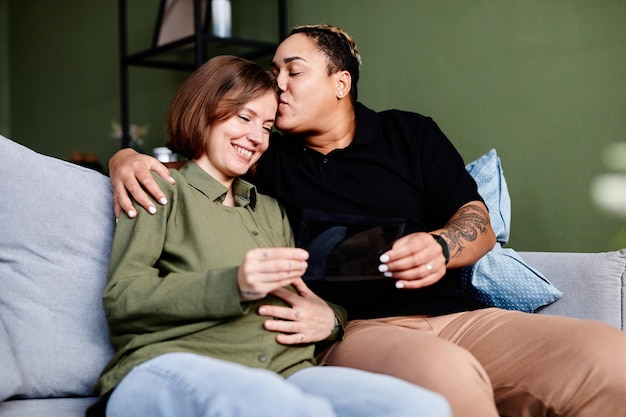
[
  {"x1": 211, "y1": 0, "x2": 231, "y2": 38},
  {"x1": 153, "y1": 147, "x2": 179, "y2": 163}
]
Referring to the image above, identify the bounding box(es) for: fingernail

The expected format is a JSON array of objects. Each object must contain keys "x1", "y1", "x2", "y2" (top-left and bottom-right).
[
  {"x1": 160, "y1": 197, "x2": 168, "y2": 205},
  {"x1": 384, "y1": 272, "x2": 392, "y2": 278},
  {"x1": 169, "y1": 176, "x2": 176, "y2": 183},
  {"x1": 128, "y1": 209, "x2": 136, "y2": 218},
  {"x1": 378, "y1": 264, "x2": 388, "y2": 272},
  {"x1": 379, "y1": 254, "x2": 390, "y2": 263},
  {"x1": 395, "y1": 281, "x2": 405, "y2": 289},
  {"x1": 149, "y1": 206, "x2": 157, "y2": 215},
  {"x1": 115, "y1": 217, "x2": 119, "y2": 224},
  {"x1": 258, "y1": 307, "x2": 266, "y2": 314}
]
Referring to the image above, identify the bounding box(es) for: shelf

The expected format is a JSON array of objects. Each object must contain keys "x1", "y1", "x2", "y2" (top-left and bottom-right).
[
  {"x1": 125, "y1": 35, "x2": 280, "y2": 71},
  {"x1": 117, "y1": 0, "x2": 287, "y2": 147}
]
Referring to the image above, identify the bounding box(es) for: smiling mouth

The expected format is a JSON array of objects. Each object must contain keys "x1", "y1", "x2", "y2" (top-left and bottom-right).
[{"x1": 233, "y1": 144, "x2": 253, "y2": 158}]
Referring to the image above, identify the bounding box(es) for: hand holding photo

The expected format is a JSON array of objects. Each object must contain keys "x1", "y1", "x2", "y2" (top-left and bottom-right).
[{"x1": 296, "y1": 210, "x2": 406, "y2": 281}]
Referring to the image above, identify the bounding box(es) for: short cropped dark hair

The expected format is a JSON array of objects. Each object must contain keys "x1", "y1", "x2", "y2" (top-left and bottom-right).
[{"x1": 290, "y1": 24, "x2": 362, "y2": 104}]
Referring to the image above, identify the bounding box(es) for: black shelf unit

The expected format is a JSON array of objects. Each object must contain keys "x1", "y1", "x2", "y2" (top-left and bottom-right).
[{"x1": 117, "y1": 0, "x2": 288, "y2": 149}]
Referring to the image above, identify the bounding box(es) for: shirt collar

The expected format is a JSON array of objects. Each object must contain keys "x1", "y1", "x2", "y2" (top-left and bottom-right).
[
  {"x1": 181, "y1": 161, "x2": 258, "y2": 209},
  {"x1": 352, "y1": 102, "x2": 380, "y2": 146}
]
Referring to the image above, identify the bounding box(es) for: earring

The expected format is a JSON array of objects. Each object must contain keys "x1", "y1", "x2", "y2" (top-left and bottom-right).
[{"x1": 338, "y1": 91, "x2": 344, "y2": 97}]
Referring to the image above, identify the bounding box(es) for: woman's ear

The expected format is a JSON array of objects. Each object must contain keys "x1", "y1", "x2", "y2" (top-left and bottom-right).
[{"x1": 336, "y1": 70, "x2": 351, "y2": 99}]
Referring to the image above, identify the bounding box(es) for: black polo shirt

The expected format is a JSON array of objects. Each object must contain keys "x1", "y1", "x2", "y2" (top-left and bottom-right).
[{"x1": 251, "y1": 103, "x2": 486, "y2": 318}]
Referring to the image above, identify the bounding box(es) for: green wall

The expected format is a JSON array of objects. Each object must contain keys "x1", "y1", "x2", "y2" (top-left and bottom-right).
[
  {"x1": 0, "y1": 0, "x2": 8, "y2": 135},
  {"x1": 6, "y1": 0, "x2": 188, "y2": 166},
  {"x1": 5, "y1": 0, "x2": 626, "y2": 252}
]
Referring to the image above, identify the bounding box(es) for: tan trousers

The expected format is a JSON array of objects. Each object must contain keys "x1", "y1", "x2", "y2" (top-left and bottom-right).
[{"x1": 317, "y1": 308, "x2": 626, "y2": 417}]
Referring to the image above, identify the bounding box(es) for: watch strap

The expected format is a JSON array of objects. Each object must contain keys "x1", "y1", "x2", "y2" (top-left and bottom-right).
[{"x1": 430, "y1": 234, "x2": 450, "y2": 265}]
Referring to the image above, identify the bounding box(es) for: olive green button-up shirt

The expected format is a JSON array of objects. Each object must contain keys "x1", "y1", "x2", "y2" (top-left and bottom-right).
[{"x1": 95, "y1": 162, "x2": 346, "y2": 396}]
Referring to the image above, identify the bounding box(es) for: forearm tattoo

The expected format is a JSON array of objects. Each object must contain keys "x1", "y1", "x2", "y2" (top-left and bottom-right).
[{"x1": 440, "y1": 204, "x2": 490, "y2": 258}]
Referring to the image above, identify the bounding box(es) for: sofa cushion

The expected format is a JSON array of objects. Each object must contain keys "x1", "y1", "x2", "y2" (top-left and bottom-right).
[
  {"x1": 0, "y1": 397, "x2": 98, "y2": 417},
  {"x1": 0, "y1": 318, "x2": 23, "y2": 401},
  {"x1": 0, "y1": 136, "x2": 115, "y2": 398},
  {"x1": 524, "y1": 250, "x2": 626, "y2": 330},
  {"x1": 463, "y1": 150, "x2": 563, "y2": 312}
]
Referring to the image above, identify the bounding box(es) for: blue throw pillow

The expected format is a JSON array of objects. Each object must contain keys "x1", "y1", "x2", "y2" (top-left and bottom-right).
[
  {"x1": 465, "y1": 149, "x2": 511, "y2": 243},
  {"x1": 463, "y1": 149, "x2": 563, "y2": 312}
]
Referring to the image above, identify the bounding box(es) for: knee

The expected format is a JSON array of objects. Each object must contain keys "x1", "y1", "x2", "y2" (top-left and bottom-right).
[
  {"x1": 556, "y1": 322, "x2": 626, "y2": 377},
  {"x1": 108, "y1": 353, "x2": 278, "y2": 416},
  {"x1": 291, "y1": 366, "x2": 451, "y2": 417},
  {"x1": 573, "y1": 326, "x2": 626, "y2": 387},
  {"x1": 383, "y1": 382, "x2": 452, "y2": 417},
  {"x1": 107, "y1": 354, "x2": 217, "y2": 408}
]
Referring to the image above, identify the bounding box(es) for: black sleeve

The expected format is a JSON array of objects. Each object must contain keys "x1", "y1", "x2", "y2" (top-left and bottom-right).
[{"x1": 417, "y1": 117, "x2": 484, "y2": 227}]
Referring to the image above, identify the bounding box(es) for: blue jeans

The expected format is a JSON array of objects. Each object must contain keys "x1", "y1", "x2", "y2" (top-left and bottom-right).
[{"x1": 106, "y1": 352, "x2": 450, "y2": 417}]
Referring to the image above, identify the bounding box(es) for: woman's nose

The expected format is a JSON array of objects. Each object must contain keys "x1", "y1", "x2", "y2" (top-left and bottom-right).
[
  {"x1": 247, "y1": 127, "x2": 264, "y2": 144},
  {"x1": 275, "y1": 72, "x2": 287, "y2": 93}
]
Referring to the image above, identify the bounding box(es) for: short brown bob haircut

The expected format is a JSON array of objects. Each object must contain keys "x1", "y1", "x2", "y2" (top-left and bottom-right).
[{"x1": 166, "y1": 55, "x2": 278, "y2": 160}]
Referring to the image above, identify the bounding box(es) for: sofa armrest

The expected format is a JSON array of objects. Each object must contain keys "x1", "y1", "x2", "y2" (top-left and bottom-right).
[{"x1": 519, "y1": 250, "x2": 626, "y2": 331}]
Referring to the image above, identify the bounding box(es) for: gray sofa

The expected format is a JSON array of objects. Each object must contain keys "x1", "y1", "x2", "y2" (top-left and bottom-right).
[{"x1": 1, "y1": 135, "x2": 625, "y2": 417}]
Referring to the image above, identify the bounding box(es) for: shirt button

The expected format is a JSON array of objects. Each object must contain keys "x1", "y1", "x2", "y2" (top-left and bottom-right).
[
  {"x1": 322, "y1": 158, "x2": 328, "y2": 163},
  {"x1": 251, "y1": 230, "x2": 259, "y2": 236},
  {"x1": 258, "y1": 354, "x2": 267, "y2": 363}
]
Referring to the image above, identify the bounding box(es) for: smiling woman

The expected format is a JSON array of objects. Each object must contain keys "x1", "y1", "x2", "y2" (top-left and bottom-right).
[
  {"x1": 162, "y1": 55, "x2": 279, "y2": 205},
  {"x1": 174, "y1": 89, "x2": 276, "y2": 196},
  {"x1": 165, "y1": 55, "x2": 278, "y2": 162}
]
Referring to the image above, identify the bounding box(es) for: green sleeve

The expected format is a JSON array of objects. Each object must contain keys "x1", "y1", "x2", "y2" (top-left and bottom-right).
[
  {"x1": 104, "y1": 174, "x2": 245, "y2": 335},
  {"x1": 325, "y1": 301, "x2": 347, "y2": 342}
]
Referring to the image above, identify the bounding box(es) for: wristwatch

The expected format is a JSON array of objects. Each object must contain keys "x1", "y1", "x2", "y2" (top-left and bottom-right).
[{"x1": 430, "y1": 234, "x2": 450, "y2": 265}]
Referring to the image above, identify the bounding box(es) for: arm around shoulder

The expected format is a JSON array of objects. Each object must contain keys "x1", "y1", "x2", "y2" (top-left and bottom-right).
[{"x1": 109, "y1": 148, "x2": 176, "y2": 218}]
